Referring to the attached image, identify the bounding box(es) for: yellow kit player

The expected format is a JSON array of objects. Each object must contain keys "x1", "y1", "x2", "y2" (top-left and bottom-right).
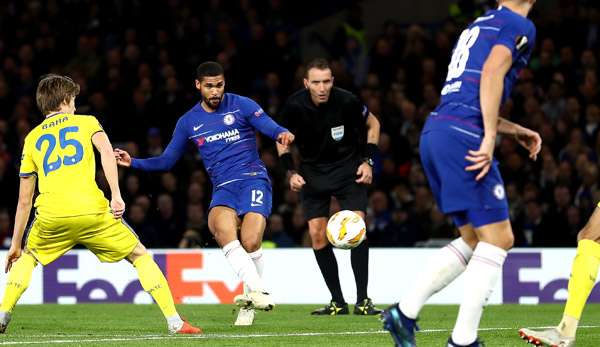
[
  {"x1": 0, "y1": 74, "x2": 201, "y2": 335},
  {"x1": 519, "y1": 205, "x2": 600, "y2": 346}
]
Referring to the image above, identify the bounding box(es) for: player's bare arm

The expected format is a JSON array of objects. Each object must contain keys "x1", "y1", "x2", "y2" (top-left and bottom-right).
[
  {"x1": 497, "y1": 117, "x2": 542, "y2": 160},
  {"x1": 466, "y1": 44, "x2": 513, "y2": 181},
  {"x1": 356, "y1": 112, "x2": 380, "y2": 184},
  {"x1": 276, "y1": 142, "x2": 305, "y2": 192},
  {"x1": 93, "y1": 131, "x2": 125, "y2": 219},
  {"x1": 6, "y1": 176, "x2": 36, "y2": 273}
]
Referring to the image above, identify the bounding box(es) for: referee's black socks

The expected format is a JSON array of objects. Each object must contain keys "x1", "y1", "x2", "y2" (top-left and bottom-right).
[
  {"x1": 313, "y1": 244, "x2": 345, "y2": 304},
  {"x1": 351, "y1": 241, "x2": 369, "y2": 303}
]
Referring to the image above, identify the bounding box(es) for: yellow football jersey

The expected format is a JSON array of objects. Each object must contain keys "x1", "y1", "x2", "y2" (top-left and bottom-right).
[{"x1": 19, "y1": 113, "x2": 110, "y2": 217}]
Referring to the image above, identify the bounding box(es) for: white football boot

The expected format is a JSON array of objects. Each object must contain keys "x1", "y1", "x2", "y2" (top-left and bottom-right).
[
  {"x1": 519, "y1": 327, "x2": 575, "y2": 347},
  {"x1": 234, "y1": 291, "x2": 274, "y2": 311}
]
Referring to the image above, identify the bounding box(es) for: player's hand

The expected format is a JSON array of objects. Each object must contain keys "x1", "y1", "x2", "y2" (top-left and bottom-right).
[
  {"x1": 114, "y1": 148, "x2": 132, "y2": 167},
  {"x1": 111, "y1": 196, "x2": 126, "y2": 219},
  {"x1": 355, "y1": 162, "x2": 373, "y2": 184},
  {"x1": 277, "y1": 132, "x2": 295, "y2": 146},
  {"x1": 289, "y1": 173, "x2": 306, "y2": 192},
  {"x1": 5, "y1": 245, "x2": 22, "y2": 273},
  {"x1": 515, "y1": 126, "x2": 542, "y2": 161},
  {"x1": 465, "y1": 135, "x2": 496, "y2": 181}
]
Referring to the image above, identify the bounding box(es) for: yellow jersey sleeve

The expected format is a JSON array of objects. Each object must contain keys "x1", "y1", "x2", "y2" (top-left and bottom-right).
[
  {"x1": 19, "y1": 134, "x2": 37, "y2": 177},
  {"x1": 87, "y1": 116, "x2": 104, "y2": 137}
]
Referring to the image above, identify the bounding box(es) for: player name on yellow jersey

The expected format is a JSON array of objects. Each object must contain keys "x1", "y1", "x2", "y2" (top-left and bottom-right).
[{"x1": 41, "y1": 115, "x2": 69, "y2": 130}]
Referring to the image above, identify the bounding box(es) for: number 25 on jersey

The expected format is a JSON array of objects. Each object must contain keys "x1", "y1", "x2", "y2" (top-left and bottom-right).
[{"x1": 35, "y1": 126, "x2": 84, "y2": 176}]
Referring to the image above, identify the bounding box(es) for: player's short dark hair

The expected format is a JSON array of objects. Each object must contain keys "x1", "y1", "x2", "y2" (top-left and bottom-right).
[
  {"x1": 305, "y1": 58, "x2": 331, "y2": 77},
  {"x1": 196, "y1": 61, "x2": 224, "y2": 81},
  {"x1": 36, "y1": 74, "x2": 80, "y2": 115}
]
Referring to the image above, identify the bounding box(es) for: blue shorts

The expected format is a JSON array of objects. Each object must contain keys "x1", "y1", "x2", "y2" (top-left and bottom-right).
[
  {"x1": 209, "y1": 178, "x2": 272, "y2": 218},
  {"x1": 419, "y1": 122, "x2": 509, "y2": 228},
  {"x1": 450, "y1": 208, "x2": 510, "y2": 228}
]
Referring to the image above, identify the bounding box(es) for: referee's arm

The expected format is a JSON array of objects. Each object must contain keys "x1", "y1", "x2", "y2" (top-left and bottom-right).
[
  {"x1": 356, "y1": 112, "x2": 380, "y2": 184},
  {"x1": 365, "y1": 112, "x2": 380, "y2": 147},
  {"x1": 276, "y1": 141, "x2": 305, "y2": 192}
]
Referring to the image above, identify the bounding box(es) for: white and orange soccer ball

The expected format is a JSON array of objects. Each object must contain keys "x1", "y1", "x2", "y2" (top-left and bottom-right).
[{"x1": 326, "y1": 210, "x2": 367, "y2": 249}]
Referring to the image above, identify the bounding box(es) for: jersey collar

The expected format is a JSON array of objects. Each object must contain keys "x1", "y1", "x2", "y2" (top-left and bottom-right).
[{"x1": 45, "y1": 112, "x2": 64, "y2": 119}]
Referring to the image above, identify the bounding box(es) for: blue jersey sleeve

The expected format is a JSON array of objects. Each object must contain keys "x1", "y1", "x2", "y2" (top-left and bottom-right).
[
  {"x1": 242, "y1": 98, "x2": 288, "y2": 140},
  {"x1": 131, "y1": 117, "x2": 188, "y2": 171},
  {"x1": 495, "y1": 19, "x2": 533, "y2": 60}
]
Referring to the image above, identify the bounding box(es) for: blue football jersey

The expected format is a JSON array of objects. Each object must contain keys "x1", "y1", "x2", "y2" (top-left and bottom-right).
[
  {"x1": 419, "y1": 6, "x2": 536, "y2": 221},
  {"x1": 432, "y1": 5, "x2": 536, "y2": 128},
  {"x1": 132, "y1": 93, "x2": 287, "y2": 188}
]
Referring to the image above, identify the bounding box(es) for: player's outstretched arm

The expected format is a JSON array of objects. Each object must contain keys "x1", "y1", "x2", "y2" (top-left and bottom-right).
[
  {"x1": 245, "y1": 99, "x2": 293, "y2": 144},
  {"x1": 114, "y1": 121, "x2": 188, "y2": 172},
  {"x1": 498, "y1": 117, "x2": 542, "y2": 160},
  {"x1": 466, "y1": 44, "x2": 513, "y2": 181},
  {"x1": 7, "y1": 176, "x2": 36, "y2": 272},
  {"x1": 251, "y1": 114, "x2": 291, "y2": 144},
  {"x1": 93, "y1": 131, "x2": 125, "y2": 218}
]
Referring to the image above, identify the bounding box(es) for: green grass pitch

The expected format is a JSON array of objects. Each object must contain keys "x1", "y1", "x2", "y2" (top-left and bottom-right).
[{"x1": 1, "y1": 304, "x2": 599, "y2": 346}]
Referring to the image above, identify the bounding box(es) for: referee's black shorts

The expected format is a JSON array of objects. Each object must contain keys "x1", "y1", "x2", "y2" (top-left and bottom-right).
[{"x1": 299, "y1": 157, "x2": 368, "y2": 220}]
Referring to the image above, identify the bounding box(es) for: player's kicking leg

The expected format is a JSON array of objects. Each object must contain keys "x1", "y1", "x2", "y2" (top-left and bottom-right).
[
  {"x1": 209, "y1": 207, "x2": 274, "y2": 312},
  {"x1": 382, "y1": 223, "x2": 478, "y2": 346},
  {"x1": 518, "y1": 205, "x2": 600, "y2": 346},
  {"x1": 127, "y1": 243, "x2": 201, "y2": 334},
  {"x1": 235, "y1": 212, "x2": 268, "y2": 325}
]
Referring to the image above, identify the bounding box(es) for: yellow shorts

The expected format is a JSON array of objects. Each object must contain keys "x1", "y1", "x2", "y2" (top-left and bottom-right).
[{"x1": 25, "y1": 212, "x2": 139, "y2": 266}]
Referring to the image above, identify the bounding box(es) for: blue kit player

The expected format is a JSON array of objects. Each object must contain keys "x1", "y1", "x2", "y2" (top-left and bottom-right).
[
  {"x1": 115, "y1": 62, "x2": 294, "y2": 326},
  {"x1": 382, "y1": 1, "x2": 541, "y2": 346}
]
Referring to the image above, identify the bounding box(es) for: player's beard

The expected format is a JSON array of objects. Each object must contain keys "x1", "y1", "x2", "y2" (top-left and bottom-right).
[{"x1": 204, "y1": 95, "x2": 222, "y2": 110}]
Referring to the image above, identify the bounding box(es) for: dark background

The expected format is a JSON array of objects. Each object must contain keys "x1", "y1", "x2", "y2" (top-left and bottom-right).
[{"x1": 0, "y1": 0, "x2": 598, "y2": 249}]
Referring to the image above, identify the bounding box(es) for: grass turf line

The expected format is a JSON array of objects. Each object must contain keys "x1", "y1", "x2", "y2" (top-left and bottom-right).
[{"x1": 0, "y1": 304, "x2": 598, "y2": 346}]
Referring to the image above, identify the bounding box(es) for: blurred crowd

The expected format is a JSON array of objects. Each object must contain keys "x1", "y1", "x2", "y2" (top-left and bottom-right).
[{"x1": 1, "y1": 0, "x2": 599, "y2": 248}]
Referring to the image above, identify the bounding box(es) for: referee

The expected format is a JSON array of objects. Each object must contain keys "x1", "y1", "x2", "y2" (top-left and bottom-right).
[{"x1": 276, "y1": 58, "x2": 381, "y2": 315}]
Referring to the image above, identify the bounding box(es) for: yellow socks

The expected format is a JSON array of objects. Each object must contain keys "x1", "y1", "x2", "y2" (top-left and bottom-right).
[
  {"x1": 560, "y1": 240, "x2": 600, "y2": 338},
  {"x1": 133, "y1": 254, "x2": 178, "y2": 319},
  {"x1": 0, "y1": 253, "x2": 37, "y2": 313}
]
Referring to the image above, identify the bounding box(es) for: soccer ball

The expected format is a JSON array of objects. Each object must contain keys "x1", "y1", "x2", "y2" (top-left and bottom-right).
[{"x1": 326, "y1": 210, "x2": 367, "y2": 249}]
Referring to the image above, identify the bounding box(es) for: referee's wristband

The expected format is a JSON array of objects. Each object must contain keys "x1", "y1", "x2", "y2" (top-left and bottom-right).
[
  {"x1": 363, "y1": 143, "x2": 379, "y2": 160},
  {"x1": 280, "y1": 152, "x2": 296, "y2": 172}
]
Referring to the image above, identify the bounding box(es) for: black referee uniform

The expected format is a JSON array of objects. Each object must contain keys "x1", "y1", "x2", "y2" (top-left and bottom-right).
[
  {"x1": 279, "y1": 86, "x2": 381, "y2": 315},
  {"x1": 280, "y1": 87, "x2": 369, "y2": 218}
]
